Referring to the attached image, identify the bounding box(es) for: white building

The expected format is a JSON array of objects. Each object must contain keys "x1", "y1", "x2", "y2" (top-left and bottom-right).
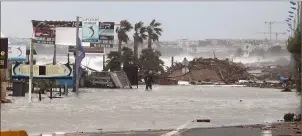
[{"x1": 178, "y1": 39, "x2": 198, "y2": 48}]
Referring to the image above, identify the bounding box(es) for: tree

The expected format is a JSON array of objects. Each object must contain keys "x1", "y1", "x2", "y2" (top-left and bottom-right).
[
  {"x1": 115, "y1": 20, "x2": 133, "y2": 56},
  {"x1": 104, "y1": 51, "x2": 121, "y2": 72},
  {"x1": 139, "y1": 48, "x2": 164, "y2": 73},
  {"x1": 105, "y1": 47, "x2": 135, "y2": 71},
  {"x1": 121, "y1": 46, "x2": 135, "y2": 67},
  {"x1": 133, "y1": 21, "x2": 148, "y2": 63},
  {"x1": 287, "y1": 26, "x2": 301, "y2": 93},
  {"x1": 147, "y1": 19, "x2": 163, "y2": 49}
]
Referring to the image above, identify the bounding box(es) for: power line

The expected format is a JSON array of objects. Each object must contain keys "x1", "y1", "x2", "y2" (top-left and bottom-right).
[{"x1": 264, "y1": 21, "x2": 286, "y2": 41}]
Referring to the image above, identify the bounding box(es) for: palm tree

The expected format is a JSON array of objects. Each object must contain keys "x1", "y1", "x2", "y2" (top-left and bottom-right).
[
  {"x1": 115, "y1": 20, "x2": 133, "y2": 56},
  {"x1": 133, "y1": 21, "x2": 148, "y2": 62},
  {"x1": 147, "y1": 19, "x2": 163, "y2": 49}
]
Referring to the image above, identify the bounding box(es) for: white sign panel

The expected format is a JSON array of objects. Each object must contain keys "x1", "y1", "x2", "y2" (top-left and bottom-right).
[
  {"x1": 8, "y1": 44, "x2": 26, "y2": 61},
  {"x1": 55, "y1": 27, "x2": 83, "y2": 46}
]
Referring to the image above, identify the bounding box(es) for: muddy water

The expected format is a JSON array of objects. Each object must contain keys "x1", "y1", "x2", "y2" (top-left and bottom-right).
[{"x1": 1, "y1": 85, "x2": 299, "y2": 135}]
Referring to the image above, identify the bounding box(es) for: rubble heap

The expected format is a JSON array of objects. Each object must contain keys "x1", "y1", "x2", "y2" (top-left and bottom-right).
[{"x1": 166, "y1": 58, "x2": 253, "y2": 83}]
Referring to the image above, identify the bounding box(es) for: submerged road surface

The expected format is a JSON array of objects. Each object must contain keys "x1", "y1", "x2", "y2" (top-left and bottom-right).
[{"x1": 1, "y1": 85, "x2": 299, "y2": 135}]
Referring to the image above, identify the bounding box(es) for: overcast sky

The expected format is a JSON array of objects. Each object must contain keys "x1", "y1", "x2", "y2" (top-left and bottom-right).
[{"x1": 1, "y1": 1, "x2": 292, "y2": 41}]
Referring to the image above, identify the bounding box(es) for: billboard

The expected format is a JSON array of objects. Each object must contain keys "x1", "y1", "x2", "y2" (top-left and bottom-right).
[
  {"x1": 55, "y1": 27, "x2": 82, "y2": 46},
  {"x1": 68, "y1": 45, "x2": 104, "y2": 54},
  {"x1": 12, "y1": 63, "x2": 73, "y2": 79},
  {"x1": 8, "y1": 44, "x2": 26, "y2": 61},
  {"x1": 99, "y1": 22, "x2": 114, "y2": 47},
  {"x1": 32, "y1": 20, "x2": 115, "y2": 47},
  {"x1": 0, "y1": 38, "x2": 8, "y2": 69},
  {"x1": 82, "y1": 18, "x2": 99, "y2": 43},
  {"x1": 31, "y1": 20, "x2": 76, "y2": 44}
]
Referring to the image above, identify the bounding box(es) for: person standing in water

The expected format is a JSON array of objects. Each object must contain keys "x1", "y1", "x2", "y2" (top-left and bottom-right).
[{"x1": 145, "y1": 71, "x2": 154, "y2": 90}]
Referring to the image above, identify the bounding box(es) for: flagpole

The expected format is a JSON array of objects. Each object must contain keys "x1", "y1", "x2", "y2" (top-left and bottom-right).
[{"x1": 75, "y1": 16, "x2": 80, "y2": 96}]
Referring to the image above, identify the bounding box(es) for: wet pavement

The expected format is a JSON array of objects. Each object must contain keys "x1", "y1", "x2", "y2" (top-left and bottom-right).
[
  {"x1": 1, "y1": 85, "x2": 300, "y2": 135},
  {"x1": 65, "y1": 125, "x2": 300, "y2": 136}
]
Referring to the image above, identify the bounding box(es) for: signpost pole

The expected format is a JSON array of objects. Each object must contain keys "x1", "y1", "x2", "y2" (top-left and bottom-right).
[
  {"x1": 29, "y1": 38, "x2": 33, "y2": 102},
  {"x1": 75, "y1": 16, "x2": 80, "y2": 96}
]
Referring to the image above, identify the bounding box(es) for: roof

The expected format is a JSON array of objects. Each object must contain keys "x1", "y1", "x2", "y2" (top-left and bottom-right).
[{"x1": 1, "y1": 32, "x2": 11, "y2": 44}]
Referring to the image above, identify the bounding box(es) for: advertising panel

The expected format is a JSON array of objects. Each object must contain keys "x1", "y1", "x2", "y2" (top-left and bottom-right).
[
  {"x1": 99, "y1": 22, "x2": 114, "y2": 48},
  {"x1": 12, "y1": 64, "x2": 73, "y2": 79},
  {"x1": 8, "y1": 44, "x2": 26, "y2": 61},
  {"x1": 82, "y1": 18, "x2": 99, "y2": 43},
  {"x1": 32, "y1": 20, "x2": 115, "y2": 48}
]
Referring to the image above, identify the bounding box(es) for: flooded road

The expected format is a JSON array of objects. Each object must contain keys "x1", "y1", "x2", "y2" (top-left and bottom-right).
[{"x1": 1, "y1": 85, "x2": 299, "y2": 135}]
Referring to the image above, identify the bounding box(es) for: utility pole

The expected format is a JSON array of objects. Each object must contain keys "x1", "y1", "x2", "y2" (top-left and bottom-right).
[{"x1": 264, "y1": 21, "x2": 286, "y2": 42}]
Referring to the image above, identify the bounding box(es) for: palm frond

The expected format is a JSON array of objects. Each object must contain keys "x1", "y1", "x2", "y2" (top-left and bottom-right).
[
  {"x1": 153, "y1": 22, "x2": 161, "y2": 27},
  {"x1": 151, "y1": 33, "x2": 159, "y2": 41},
  {"x1": 154, "y1": 28, "x2": 163, "y2": 33},
  {"x1": 121, "y1": 34, "x2": 130, "y2": 43},
  {"x1": 141, "y1": 33, "x2": 148, "y2": 40},
  {"x1": 140, "y1": 26, "x2": 147, "y2": 34},
  {"x1": 120, "y1": 20, "x2": 133, "y2": 32},
  {"x1": 150, "y1": 19, "x2": 156, "y2": 26},
  {"x1": 134, "y1": 21, "x2": 144, "y2": 33},
  {"x1": 147, "y1": 26, "x2": 154, "y2": 37}
]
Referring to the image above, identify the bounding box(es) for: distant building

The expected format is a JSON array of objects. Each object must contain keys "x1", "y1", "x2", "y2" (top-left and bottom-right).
[{"x1": 177, "y1": 39, "x2": 198, "y2": 52}]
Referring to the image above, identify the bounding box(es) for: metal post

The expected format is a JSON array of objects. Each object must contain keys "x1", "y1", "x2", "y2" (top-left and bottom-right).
[
  {"x1": 75, "y1": 16, "x2": 80, "y2": 96},
  {"x1": 103, "y1": 55, "x2": 105, "y2": 70},
  {"x1": 29, "y1": 38, "x2": 33, "y2": 102},
  {"x1": 171, "y1": 56, "x2": 174, "y2": 67},
  {"x1": 53, "y1": 44, "x2": 56, "y2": 65},
  {"x1": 65, "y1": 81, "x2": 68, "y2": 96},
  {"x1": 269, "y1": 23, "x2": 272, "y2": 41}
]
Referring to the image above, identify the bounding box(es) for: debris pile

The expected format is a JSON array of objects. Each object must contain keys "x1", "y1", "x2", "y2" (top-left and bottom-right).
[{"x1": 165, "y1": 58, "x2": 252, "y2": 83}]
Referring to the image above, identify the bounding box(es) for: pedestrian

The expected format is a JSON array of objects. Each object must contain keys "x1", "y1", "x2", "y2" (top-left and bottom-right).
[{"x1": 144, "y1": 71, "x2": 153, "y2": 90}]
